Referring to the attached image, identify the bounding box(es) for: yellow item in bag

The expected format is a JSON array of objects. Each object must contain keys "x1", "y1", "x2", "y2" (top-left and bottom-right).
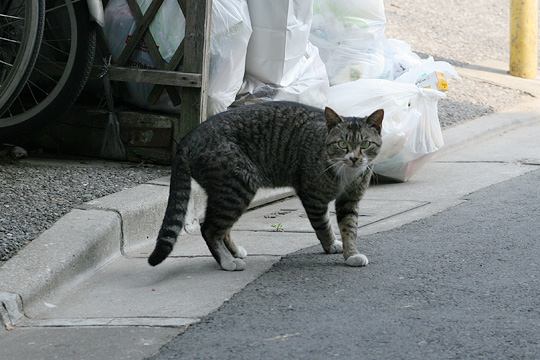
[{"x1": 416, "y1": 71, "x2": 448, "y2": 92}]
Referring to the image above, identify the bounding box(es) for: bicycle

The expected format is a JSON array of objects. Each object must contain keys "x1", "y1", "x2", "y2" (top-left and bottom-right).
[
  {"x1": 0, "y1": 0, "x2": 44, "y2": 118},
  {"x1": 0, "y1": 0, "x2": 103, "y2": 140}
]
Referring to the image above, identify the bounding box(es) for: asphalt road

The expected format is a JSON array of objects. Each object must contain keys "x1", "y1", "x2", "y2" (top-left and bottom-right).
[{"x1": 150, "y1": 169, "x2": 540, "y2": 360}]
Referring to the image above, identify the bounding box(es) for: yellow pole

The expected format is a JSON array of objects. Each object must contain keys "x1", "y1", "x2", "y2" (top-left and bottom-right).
[{"x1": 510, "y1": 0, "x2": 538, "y2": 79}]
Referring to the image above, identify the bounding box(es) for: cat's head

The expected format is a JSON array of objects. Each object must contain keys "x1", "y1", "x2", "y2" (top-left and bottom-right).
[{"x1": 324, "y1": 107, "x2": 384, "y2": 180}]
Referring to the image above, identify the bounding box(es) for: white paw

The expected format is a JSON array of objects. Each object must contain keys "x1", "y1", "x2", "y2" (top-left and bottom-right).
[
  {"x1": 345, "y1": 254, "x2": 369, "y2": 267},
  {"x1": 326, "y1": 241, "x2": 343, "y2": 254},
  {"x1": 220, "y1": 258, "x2": 246, "y2": 271},
  {"x1": 235, "y1": 246, "x2": 248, "y2": 259}
]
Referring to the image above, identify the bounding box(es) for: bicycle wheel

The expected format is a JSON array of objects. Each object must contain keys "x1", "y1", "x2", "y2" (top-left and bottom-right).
[
  {"x1": 0, "y1": 0, "x2": 44, "y2": 115},
  {"x1": 0, "y1": 0, "x2": 96, "y2": 138}
]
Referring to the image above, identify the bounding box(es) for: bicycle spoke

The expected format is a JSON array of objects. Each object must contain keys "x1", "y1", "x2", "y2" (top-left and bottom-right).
[
  {"x1": 33, "y1": 65, "x2": 59, "y2": 83},
  {"x1": 46, "y1": 0, "x2": 81, "y2": 14},
  {"x1": 41, "y1": 40, "x2": 70, "y2": 56},
  {"x1": 0, "y1": 18, "x2": 23, "y2": 31},
  {"x1": 40, "y1": 38, "x2": 71, "y2": 42},
  {"x1": 44, "y1": 17, "x2": 71, "y2": 55},
  {"x1": 26, "y1": 81, "x2": 40, "y2": 105},
  {"x1": 16, "y1": 93, "x2": 26, "y2": 112},
  {"x1": 7, "y1": 4, "x2": 25, "y2": 18},
  {"x1": 0, "y1": 36, "x2": 21, "y2": 44},
  {"x1": 0, "y1": 59, "x2": 14, "y2": 67},
  {"x1": 36, "y1": 52, "x2": 66, "y2": 71},
  {"x1": 27, "y1": 79, "x2": 49, "y2": 96},
  {"x1": 0, "y1": 13, "x2": 23, "y2": 20}
]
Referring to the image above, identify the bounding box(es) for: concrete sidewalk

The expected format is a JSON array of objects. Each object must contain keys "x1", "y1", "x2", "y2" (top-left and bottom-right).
[{"x1": 1, "y1": 76, "x2": 539, "y2": 359}]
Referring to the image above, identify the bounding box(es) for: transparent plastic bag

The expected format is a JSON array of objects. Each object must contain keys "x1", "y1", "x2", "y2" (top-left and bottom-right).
[
  {"x1": 328, "y1": 79, "x2": 445, "y2": 181},
  {"x1": 310, "y1": 0, "x2": 389, "y2": 84},
  {"x1": 207, "y1": 0, "x2": 252, "y2": 116}
]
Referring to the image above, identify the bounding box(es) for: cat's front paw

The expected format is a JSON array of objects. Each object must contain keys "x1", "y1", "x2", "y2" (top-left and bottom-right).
[
  {"x1": 325, "y1": 241, "x2": 343, "y2": 254},
  {"x1": 220, "y1": 258, "x2": 246, "y2": 271},
  {"x1": 345, "y1": 254, "x2": 369, "y2": 267}
]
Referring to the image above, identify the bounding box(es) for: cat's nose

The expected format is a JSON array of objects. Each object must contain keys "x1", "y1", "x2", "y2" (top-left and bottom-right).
[{"x1": 350, "y1": 156, "x2": 359, "y2": 164}]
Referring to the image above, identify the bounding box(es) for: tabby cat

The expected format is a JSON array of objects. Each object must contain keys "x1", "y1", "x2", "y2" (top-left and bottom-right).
[{"x1": 149, "y1": 101, "x2": 384, "y2": 270}]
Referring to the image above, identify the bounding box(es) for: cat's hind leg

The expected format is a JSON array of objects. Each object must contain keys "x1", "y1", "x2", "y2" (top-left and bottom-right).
[
  {"x1": 201, "y1": 227, "x2": 245, "y2": 271},
  {"x1": 201, "y1": 178, "x2": 257, "y2": 271},
  {"x1": 224, "y1": 231, "x2": 247, "y2": 259}
]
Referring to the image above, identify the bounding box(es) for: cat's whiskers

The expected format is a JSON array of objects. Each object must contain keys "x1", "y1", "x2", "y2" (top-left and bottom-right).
[
  {"x1": 318, "y1": 160, "x2": 344, "y2": 180},
  {"x1": 336, "y1": 163, "x2": 350, "y2": 188}
]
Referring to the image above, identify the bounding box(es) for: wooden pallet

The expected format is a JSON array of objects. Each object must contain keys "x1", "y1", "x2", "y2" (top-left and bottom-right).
[{"x1": 103, "y1": 0, "x2": 212, "y2": 152}]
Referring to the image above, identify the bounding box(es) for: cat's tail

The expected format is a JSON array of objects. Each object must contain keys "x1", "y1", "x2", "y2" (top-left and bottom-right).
[{"x1": 148, "y1": 152, "x2": 191, "y2": 266}]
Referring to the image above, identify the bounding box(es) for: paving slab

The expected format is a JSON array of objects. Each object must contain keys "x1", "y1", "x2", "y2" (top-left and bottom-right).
[
  {"x1": 0, "y1": 326, "x2": 180, "y2": 360},
  {"x1": 233, "y1": 197, "x2": 427, "y2": 233},
  {"x1": 24, "y1": 256, "x2": 278, "y2": 322},
  {"x1": 130, "y1": 231, "x2": 321, "y2": 258}
]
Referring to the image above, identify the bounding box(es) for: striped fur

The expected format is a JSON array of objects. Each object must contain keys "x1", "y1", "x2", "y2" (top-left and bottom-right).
[{"x1": 148, "y1": 101, "x2": 383, "y2": 270}]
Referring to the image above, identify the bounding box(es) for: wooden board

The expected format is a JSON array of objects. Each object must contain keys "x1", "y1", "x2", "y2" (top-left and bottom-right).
[{"x1": 34, "y1": 107, "x2": 176, "y2": 164}]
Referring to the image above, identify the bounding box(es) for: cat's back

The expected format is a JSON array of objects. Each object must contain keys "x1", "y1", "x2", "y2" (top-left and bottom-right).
[
  {"x1": 180, "y1": 102, "x2": 329, "y2": 188},
  {"x1": 201, "y1": 101, "x2": 324, "y2": 137},
  {"x1": 183, "y1": 102, "x2": 326, "y2": 177}
]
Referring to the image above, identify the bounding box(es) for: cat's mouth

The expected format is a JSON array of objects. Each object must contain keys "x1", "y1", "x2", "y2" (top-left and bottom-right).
[{"x1": 346, "y1": 157, "x2": 368, "y2": 169}]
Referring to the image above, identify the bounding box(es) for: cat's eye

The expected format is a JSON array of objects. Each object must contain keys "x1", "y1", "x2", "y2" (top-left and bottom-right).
[
  {"x1": 337, "y1": 140, "x2": 348, "y2": 149},
  {"x1": 360, "y1": 140, "x2": 371, "y2": 148}
]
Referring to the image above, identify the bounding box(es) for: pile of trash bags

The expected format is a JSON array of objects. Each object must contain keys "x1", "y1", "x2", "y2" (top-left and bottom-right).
[{"x1": 103, "y1": 0, "x2": 460, "y2": 182}]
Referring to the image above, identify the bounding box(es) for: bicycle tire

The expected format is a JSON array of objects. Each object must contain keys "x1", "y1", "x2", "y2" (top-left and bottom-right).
[
  {"x1": 0, "y1": 0, "x2": 45, "y2": 115},
  {"x1": 0, "y1": 0, "x2": 96, "y2": 139}
]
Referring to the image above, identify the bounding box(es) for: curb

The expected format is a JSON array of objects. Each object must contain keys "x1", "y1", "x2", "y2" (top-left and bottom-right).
[
  {"x1": 0, "y1": 209, "x2": 121, "y2": 330},
  {"x1": 1, "y1": 96, "x2": 539, "y2": 331}
]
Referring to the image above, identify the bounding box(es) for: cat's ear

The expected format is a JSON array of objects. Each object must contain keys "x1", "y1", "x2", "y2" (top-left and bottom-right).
[
  {"x1": 324, "y1": 107, "x2": 342, "y2": 129},
  {"x1": 367, "y1": 109, "x2": 384, "y2": 134}
]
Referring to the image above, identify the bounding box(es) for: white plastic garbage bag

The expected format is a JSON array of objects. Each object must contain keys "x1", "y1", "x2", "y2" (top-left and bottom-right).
[
  {"x1": 104, "y1": 0, "x2": 185, "y2": 112},
  {"x1": 245, "y1": 0, "x2": 314, "y2": 86},
  {"x1": 383, "y1": 38, "x2": 422, "y2": 80},
  {"x1": 207, "y1": 0, "x2": 252, "y2": 116},
  {"x1": 328, "y1": 79, "x2": 445, "y2": 182},
  {"x1": 310, "y1": 0, "x2": 390, "y2": 85},
  {"x1": 237, "y1": 42, "x2": 329, "y2": 108},
  {"x1": 396, "y1": 56, "x2": 460, "y2": 90}
]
